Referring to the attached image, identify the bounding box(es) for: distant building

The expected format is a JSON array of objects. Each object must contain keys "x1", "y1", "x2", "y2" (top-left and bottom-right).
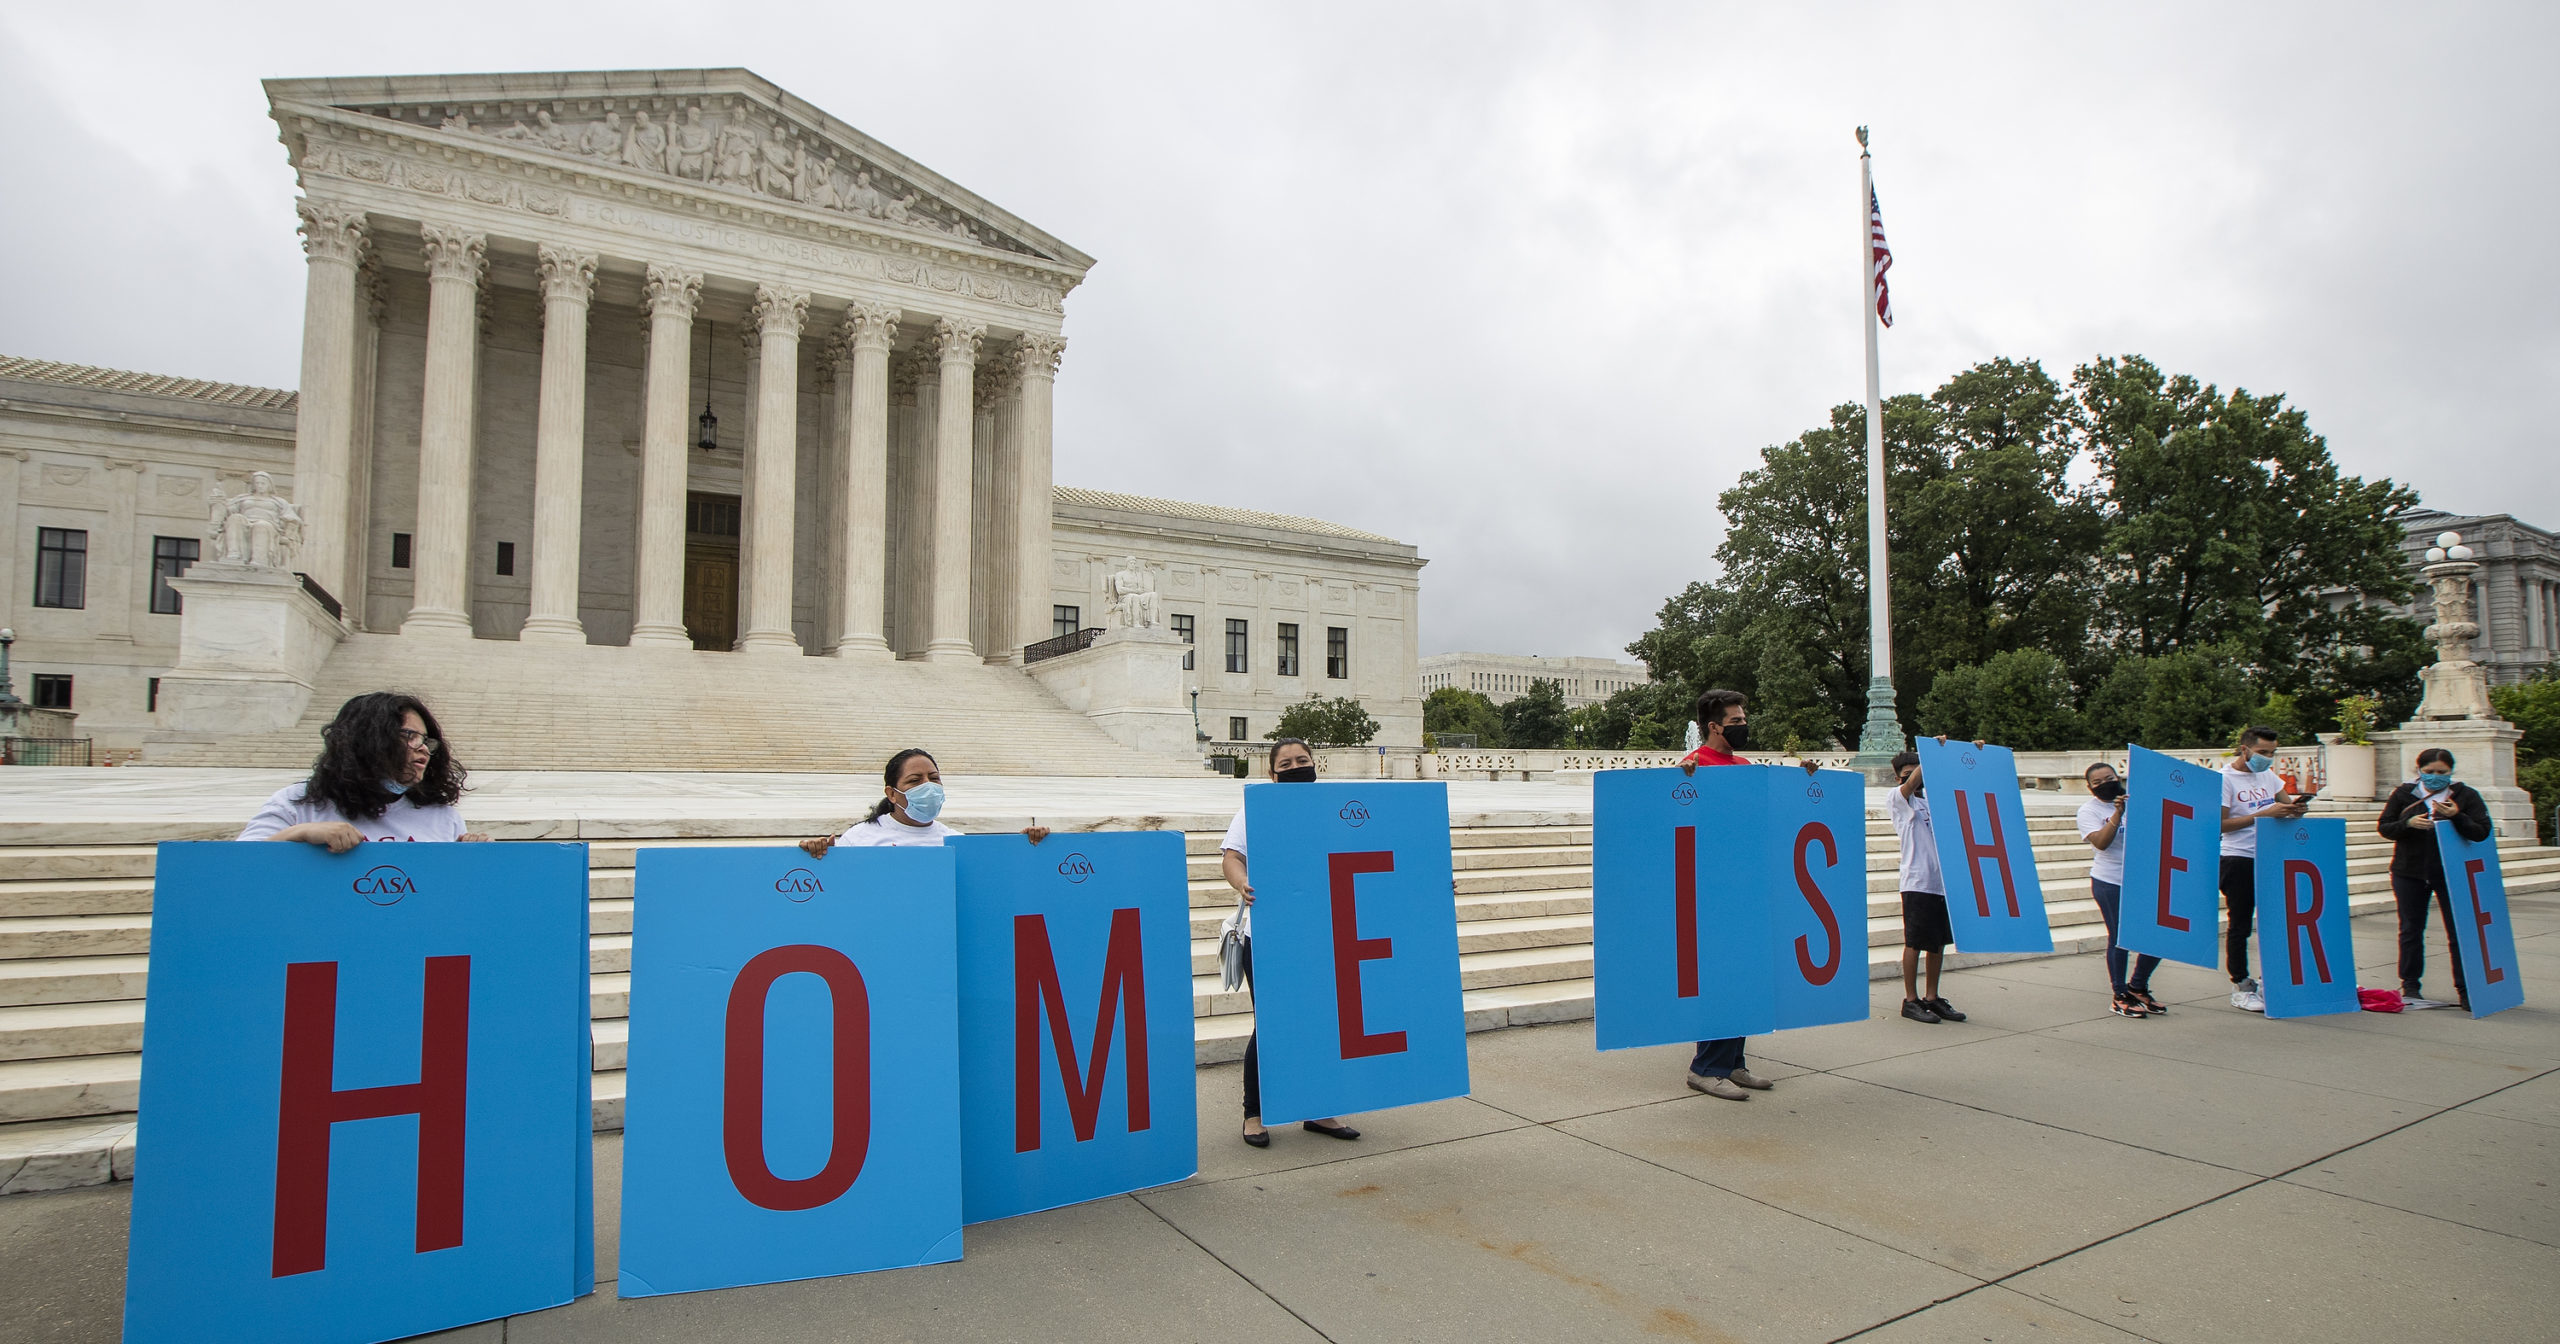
[
  {"x1": 1419, "y1": 651, "x2": 1651, "y2": 708},
  {"x1": 2396, "y1": 510, "x2": 2558, "y2": 686}
]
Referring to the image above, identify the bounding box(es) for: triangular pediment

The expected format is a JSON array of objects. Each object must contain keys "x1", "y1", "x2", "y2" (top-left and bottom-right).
[{"x1": 265, "y1": 69, "x2": 1088, "y2": 269}]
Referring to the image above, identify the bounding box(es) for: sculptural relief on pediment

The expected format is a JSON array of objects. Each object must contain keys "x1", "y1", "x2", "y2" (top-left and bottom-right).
[{"x1": 333, "y1": 98, "x2": 1047, "y2": 261}]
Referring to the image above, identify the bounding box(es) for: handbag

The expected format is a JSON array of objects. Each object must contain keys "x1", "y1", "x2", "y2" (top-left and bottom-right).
[{"x1": 1218, "y1": 900, "x2": 1248, "y2": 991}]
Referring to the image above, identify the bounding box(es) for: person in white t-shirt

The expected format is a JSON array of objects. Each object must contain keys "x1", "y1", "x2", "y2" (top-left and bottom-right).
[
  {"x1": 799, "y1": 748, "x2": 1050, "y2": 855},
  {"x1": 2217, "y1": 726, "x2": 2312, "y2": 1014},
  {"x1": 1884, "y1": 746, "x2": 1967, "y2": 1025},
  {"x1": 238, "y1": 692, "x2": 489, "y2": 849},
  {"x1": 2078, "y1": 761, "x2": 2164, "y2": 1018},
  {"x1": 1220, "y1": 737, "x2": 1358, "y2": 1150}
]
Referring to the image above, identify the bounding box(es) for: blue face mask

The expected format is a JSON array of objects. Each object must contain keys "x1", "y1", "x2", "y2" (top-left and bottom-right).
[
  {"x1": 898, "y1": 781, "x2": 946, "y2": 825},
  {"x1": 381, "y1": 778, "x2": 409, "y2": 796},
  {"x1": 2418, "y1": 771, "x2": 2453, "y2": 791},
  {"x1": 2243, "y1": 753, "x2": 2275, "y2": 773}
]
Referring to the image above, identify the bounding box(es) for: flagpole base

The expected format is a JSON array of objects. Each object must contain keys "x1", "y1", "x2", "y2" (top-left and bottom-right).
[{"x1": 1848, "y1": 675, "x2": 1908, "y2": 779}]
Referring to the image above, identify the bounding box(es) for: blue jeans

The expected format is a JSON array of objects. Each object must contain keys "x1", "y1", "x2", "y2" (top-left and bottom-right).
[
  {"x1": 1689, "y1": 1037, "x2": 1745, "y2": 1078},
  {"x1": 2089, "y1": 879, "x2": 2160, "y2": 995}
]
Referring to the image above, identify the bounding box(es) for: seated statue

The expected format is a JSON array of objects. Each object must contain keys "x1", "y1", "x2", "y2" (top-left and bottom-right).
[
  {"x1": 1108, "y1": 555, "x2": 1160, "y2": 630},
  {"x1": 206, "y1": 471, "x2": 304, "y2": 572}
]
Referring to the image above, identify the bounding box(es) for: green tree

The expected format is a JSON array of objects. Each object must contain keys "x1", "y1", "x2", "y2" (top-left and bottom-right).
[
  {"x1": 2490, "y1": 673, "x2": 2560, "y2": 843},
  {"x1": 2081, "y1": 647, "x2": 2257, "y2": 748},
  {"x1": 1423, "y1": 687, "x2": 1503, "y2": 747},
  {"x1": 1500, "y1": 678, "x2": 1574, "y2": 749},
  {"x1": 1270, "y1": 695, "x2": 1378, "y2": 747},
  {"x1": 1914, "y1": 649, "x2": 2083, "y2": 749}
]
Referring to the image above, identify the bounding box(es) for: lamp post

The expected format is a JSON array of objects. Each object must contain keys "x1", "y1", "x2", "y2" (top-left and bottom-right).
[
  {"x1": 1189, "y1": 684, "x2": 1204, "y2": 742},
  {"x1": 0, "y1": 628, "x2": 18, "y2": 706}
]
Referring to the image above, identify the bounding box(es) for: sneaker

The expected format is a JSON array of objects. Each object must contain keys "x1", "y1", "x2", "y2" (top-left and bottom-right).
[
  {"x1": 2110, "y1": 991, "x2": 2149, "y2": 1018},
  {"x1": 2131, "y1": 989, "x2": 2169, "y2": 1015},
  {"x1": 2232, "y1": 986, "x2": 2266, "y2": 1013},
  {"x1": 1686, "y1": 1072, "x2": 1749, "y2": 1101},
  {"x1": 1729, "y1": 1068, "x2": 1774, "y2": 1091},
  {"x1": 1901, "y1": 998, "x2": 1942, "y2": 1023},
  {"x1": 1925, "y1": 998, "x2": 1967, "y2": 1023}
]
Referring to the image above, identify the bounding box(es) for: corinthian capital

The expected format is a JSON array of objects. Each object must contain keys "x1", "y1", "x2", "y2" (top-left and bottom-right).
[
  {"x1": 974, "y1": 360, "x2": 1019, "y2": 410},
  {"x1": 419, "y1": 225, "x2": 488, "y2": 284},
  {"x1": 642, "y1": 264, "x2": 703, "y2": 319},
  {"x1": 1009, "y1": 333, "x2": 1066, "y2": 381},
  {"x1": 842, "y1": 302, "x2": 902, "y2": 356},
  {"x1": 295, "y1": 198, "x2": 369, "y2": 265},
  {"x1": 536, "y1": 245, "x2": 600, "y2": 304},
  {"x1": 751, "y1": 284, "x2": 811, "y2": 338},
  {"x1": 933, "y1": 317, "x2": 985, "y2": 367}
]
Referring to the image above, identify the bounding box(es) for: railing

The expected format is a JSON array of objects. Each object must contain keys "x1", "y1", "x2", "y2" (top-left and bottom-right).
[
  {"x1": 2, "y1": 737, "x2": 94, "y2": 766},
  {"x1": 293, "y1": 571, "x2": 343, "y2": 620},
  {"x1": 1021, "y1": 627, "x2": 1101, "y2": 665}
]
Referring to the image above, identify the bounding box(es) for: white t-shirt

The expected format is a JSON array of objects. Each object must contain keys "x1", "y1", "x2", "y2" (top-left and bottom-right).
[
  {"x1": 1220, "y1": 807, "x2": 1254, "y2": 937},
  {"x1": 238, "y1": 782, "x2": 467, "y2": 844},
  {"x1": 2219, "y1": 763, "x2": 2285, "y2": 858},
  {"x1": 1884, "y1": 789, "x2": 1944, "y2": 896},
  {"x1": 2077, "y1": 797, "x2": 2128, "y2": 886},
  {"x1": 835, "y1": 816, "x2": 961, "y2": 848}
]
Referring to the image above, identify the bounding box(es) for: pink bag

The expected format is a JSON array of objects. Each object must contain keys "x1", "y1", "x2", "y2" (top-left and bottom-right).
[{"x1": 2358, "y1": 987, "x2": 2405, "y2": 1013}]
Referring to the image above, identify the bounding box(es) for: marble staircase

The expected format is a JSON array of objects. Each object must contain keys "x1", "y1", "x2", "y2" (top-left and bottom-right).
[
  {"x1": 141, "y1": 631, "x2": 1197, "y2": 776},
  {"x1": 5, "y1": 805, "x2": 2556, "y2": 1193}
]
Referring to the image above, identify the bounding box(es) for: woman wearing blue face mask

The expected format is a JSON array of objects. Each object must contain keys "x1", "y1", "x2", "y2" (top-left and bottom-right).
[
  {"x1": 238, "y1": 691, "x2": 490, "y2": 849},
  {"x1": 2378, "y1": 748, "x2": 2492, "y2": 1009},
  {"x1": 800, "y1": 748, "x2": 1049, "y2": 854}
]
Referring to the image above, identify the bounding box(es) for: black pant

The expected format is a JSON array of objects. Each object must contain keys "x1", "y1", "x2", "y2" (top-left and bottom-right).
[
  {"x1": 2218, "y1": 856, "x2": 2256, "y2": 984},
  {"x1": 1240, "y1": 939, "x2": 1262, "y2": 1118},
  {"x1": 2090, "y1": 879, "x2": 2161, "y2": 995},
  {"x1": 1690, "y1": 1037, "x2": 1745, "y2": 1078},
  {"x1": 2392, "y1": 870, "x2": 2468, "y2": 997}
]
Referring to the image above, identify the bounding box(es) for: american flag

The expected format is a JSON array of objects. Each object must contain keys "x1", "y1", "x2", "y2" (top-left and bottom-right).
[{"x1": 1868, "y1": 187, "x2": 1894, "y2": 328}]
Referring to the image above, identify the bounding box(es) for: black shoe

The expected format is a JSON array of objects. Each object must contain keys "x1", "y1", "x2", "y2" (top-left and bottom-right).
[
  {"x1": 2402, "y1": 982, "x2": 2423, "y2": 1001},
  {"x1": 2110, "y1": 991, "x2": 2149, "y2": 1018},
  {"x1": 1901, "y1": 998, "x2": 1942, "y2": 1023},
  {"x1": 1241, "y1": 1123, "x2": 1271, "y2": 1148},
  {"x1": 1926, "y1": 997, "x2": 1967, "y2": 1023},
  {"x1": 1302, "y1": 1120, "x2": 1362, "y2": 1140},
  {"x1": 2131, "y1": 989, "x2": 2168, "y2": 1015}
]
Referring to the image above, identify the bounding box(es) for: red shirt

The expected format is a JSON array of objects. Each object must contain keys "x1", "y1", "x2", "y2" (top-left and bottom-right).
[{"x1": 1682, "y1": 746, "x2": 1747, "y2": 768}]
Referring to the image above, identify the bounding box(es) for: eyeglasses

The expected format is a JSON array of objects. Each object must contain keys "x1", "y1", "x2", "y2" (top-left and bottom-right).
[{"x1": 397, "y1": 729, "x2": 441, "y2": 753}]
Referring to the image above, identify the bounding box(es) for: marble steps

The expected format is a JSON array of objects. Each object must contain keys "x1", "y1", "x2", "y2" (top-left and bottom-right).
[
  {"x1": 0, "y1": 879, "x2": 156, "y2": 919},
  {"x1": 0, "y1": 847, "x2": 158, "y2": 882}
]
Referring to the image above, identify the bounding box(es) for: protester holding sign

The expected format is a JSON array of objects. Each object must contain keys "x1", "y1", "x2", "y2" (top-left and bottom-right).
[
  {"x1": 2079, "y1": 762, "x2": 2164, "y2": 1018},
  {"x1": 2217, "y1": 727, "x2": 2310, "y2": 1014},
  {"x1": 1884, "y1": 748, "x2": 1965, "y2": 1025},
  {"x1": 1219, "y1": 738, "x2": 1359, "y2": 1147},
  {"x1": 799, "y1": 749, "x2": 1049, "y2": 854},
  {"x1": 2378, "y1": 748, "x2": 2492, "y2": 1010},
  {"x1": 237, "y1": 691, "x2": 490, "y2": 847},
  {"x1": 1673, "y1": 688, "x2": 1808, "y2": 1100}
]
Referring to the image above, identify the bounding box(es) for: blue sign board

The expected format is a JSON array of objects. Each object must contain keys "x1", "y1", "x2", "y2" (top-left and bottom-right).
[
  {"x1": 1243, "y1": 782, "x2": 1467, "y2": 1124},
  {"x1": 2437, "y1": 822, "x2": 2527, "y2": 1018},
  {"x1": 2250, "y1": 818, "x2": 2359, "y2": 1019},
  {"x1": 952, "y1": 833, "x2": 1198, "y2": 1223},
  {"x1": 124, "y1": 842, "x2": 591, "y2": 1344},
  {"x1": 2115, "y1": 745, "x2": 2225, "y2": 968},
  {"x1": 1913, "y1": 739, "x2": 2054, "y2": 954},
  {"x1": 617, "y1": 846, "x2": 962, "y2": 1298},
  {"x1": 1770, "y1": 769, "x2": 1870, "y2": 1031},
  {"x1": 1592, "y1": 768, "x2": 1775, "y2": 1049}
]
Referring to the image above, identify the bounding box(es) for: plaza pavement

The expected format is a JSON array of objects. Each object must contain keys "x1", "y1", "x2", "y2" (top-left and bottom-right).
[{"x1": 4, "y1": 907, "x2": 2553, "y2": 1344}]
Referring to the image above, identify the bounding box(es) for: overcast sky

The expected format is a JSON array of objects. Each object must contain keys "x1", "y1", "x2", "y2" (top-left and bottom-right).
[{"x1": 5, "y1": 3, "x2": 2553, "y2": 662}]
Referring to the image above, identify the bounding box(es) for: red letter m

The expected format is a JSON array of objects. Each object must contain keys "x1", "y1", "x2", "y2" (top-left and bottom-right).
[
  {"x1": 1015, "y1": 908, "x2": 1152, "y2": 1152},
  {"x1": 271, "y1": 956, "x2": 470, "y2": 1278},
  {"x1": 1953, "y1": 791, "x2": 2022, "y2": 919}
]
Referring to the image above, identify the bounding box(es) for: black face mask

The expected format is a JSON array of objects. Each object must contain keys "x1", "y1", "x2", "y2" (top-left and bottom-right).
[
  {"x1": 1275, "y1": 765, "x2": 1317, "y2": 784},
  {"x1": 2092, "y1": 779, "x2": 2126, "y2": 803},
  {"x1": 1718, "y1": 722, "x2": 1751, "y2": 752}
]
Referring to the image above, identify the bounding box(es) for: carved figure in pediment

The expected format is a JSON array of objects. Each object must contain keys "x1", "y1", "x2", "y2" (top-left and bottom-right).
[
  {"x1": 496, "y1": 109, "x2": 575, "y2": 153},
  {"x1": 799, "y1": 150, "x2": 836, "y2": 208},
  {"x1": 839, "y1": 170, "x2": 887, "y2": 217},
  {"x1": 758, "y1": 125, "x2": 803, "y2": 199},
  {"x1": 579, "y1": 112, "x2": 623, "y2": 160},
  {"x1": 713, "y1": 119, "x2": 759, "y2": 187},
  {"x1": 439, "y1": 112, "x2": 472, "y2": 134},
  {"x1": 206, "y1": 471, "x2": 304, "y2": 572},
  {"x1": 623, "y1": 109, "x2": 668, "y2": 174},
  {"x1": 669, "y1": 106, "x2": 714, "y2": 180},
  {"x1": 884, "y1": 192, "x2": 918, "y2": 224}
]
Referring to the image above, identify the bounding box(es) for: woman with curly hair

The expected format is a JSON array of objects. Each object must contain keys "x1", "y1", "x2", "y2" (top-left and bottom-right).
[{"x1": 238, "y1": 691, "x2": 488, "y2": 849}]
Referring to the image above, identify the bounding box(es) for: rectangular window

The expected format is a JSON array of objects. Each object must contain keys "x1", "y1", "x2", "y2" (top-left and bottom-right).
[
  {"x1": 148, "y1": 676, "x2": 162, "y2": 712},
  {"x1": 685, "y1": 492, "x2": 742, "y2": 538},
  {"x1": 1229, "y1": 716, "x2": 1248, "y2": 742},
  {"x1": 150, "y1": 535, "x2": 198, "y2": 614},
  {"x1": 1053, "y1": 605, "x2": 1081, "y2": 638},
  {"x1": 1327, "y1": 627, "x2": 1349, "y2": 679},
  {"x1": 1225, "y1": 619, "x2": 1248, "y2": 674},
  {"x1": 1171, "y1": 613, "x2": 1195, "y2": 671},
  {"x1": 391, "y1": 532, "x2": 412, "y2": 569},
  {"x1": 31, "y1": 674, "x2": 72, "y2": 710},
  {"x1": 495, "y1": 541, "x2": 516, "y2": 576},
  {"x1": 34, "y1": 528, "x2": 87, "y2": 609},
  {"x1": 1277, "y1": 623, "x2": 1301, "y2": 676}
]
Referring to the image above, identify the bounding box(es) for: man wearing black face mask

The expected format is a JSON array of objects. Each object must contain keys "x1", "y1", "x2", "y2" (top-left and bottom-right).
[
  {"x1": 1671, "y1": 688, "x2": 1789, "y2": 1101},
  {"x1": 2079, "y1": 762, "x2": 2163, "y2": 1016}
]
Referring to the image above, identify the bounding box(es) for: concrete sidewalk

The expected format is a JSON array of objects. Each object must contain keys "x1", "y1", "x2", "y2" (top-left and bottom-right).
[{"x1": 6, "y1": 908, "x2": 2554, "y2": 1344}]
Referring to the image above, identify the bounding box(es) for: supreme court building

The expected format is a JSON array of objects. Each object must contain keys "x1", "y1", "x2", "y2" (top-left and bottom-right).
[{"x1": 0, "y1": 70, "x2": 1424, "y2": 764}]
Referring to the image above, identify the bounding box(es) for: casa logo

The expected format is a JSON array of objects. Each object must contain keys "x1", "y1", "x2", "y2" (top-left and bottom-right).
[
  {"x1": 2293, "y1": 828, "x2": 2310, "y2": 844},
  {"x1": 775, "y1": 868, "x2": 824, "y2": 901},
  {"x1": 352, "y1": 865, "x2": 415, "y2": 905},
  {"x1": 1339, "y1": 800, "x2": 1370, "y2": 828},
  {"x1": 2170, "y1": 768, "x2": 2188, "y2": 786},
  {"x1": 1960, "y1": 752, "x2": 1977, "y2": 769},
  {"x1": 1057, "y1": 853, "x2": 1096, "y2": 884},
  {"x1": 1806, "y1": 785, "x2": 1824, "y2": 802},
  {"x1": 1669, "y1": 779, "x2": 1697, "y2": 805}
]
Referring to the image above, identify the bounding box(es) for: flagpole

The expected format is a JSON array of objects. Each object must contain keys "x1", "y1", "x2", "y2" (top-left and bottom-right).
[{"x1": 1850, "y1": 126, "x2": 1909, "y2": 772}]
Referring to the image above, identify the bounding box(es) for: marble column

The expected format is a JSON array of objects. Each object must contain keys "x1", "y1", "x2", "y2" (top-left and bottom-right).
[
  {"x1": 402, "y1": 224, "x2": 486, "y2": 636},
  {"x1": 289, "y1": 199, "x2": 368, "y2": 608},
  {"x1": 522, "y1": 245, "x2": 599, "y2": 644},
  {"x1": 1009, "y1": 334, "x2": 1066, "y2": 660},
  {"x1": 829, "y1": 303, "x2": 900, "y2": 658},
  {"x1": 346, "y1": 260, "x2": 385, "y2": 629},
  {"x1": 630, "y1": 265, "x2": 701, "y2": 647},
  {"x1": 738, "y1": 284, "x2": 809, "y2": 654},
  {"x1": 924, "y1": 318, "x2": 984, "y2": 662},
  {"x1": 94, "y1": 460, "x2": 143, "y2": 644},
  {"x1": 733, "y1": 326, "x2": 763, "y2": 640},
  {"x1": 971, "y1": 360, "x2": 1016, "y2": 662},
  {"x1": 889, "y1": 355, "x2": 932, "y2": 655},
  {"x1": 0, "y1": 449, "x2": 23, "y2": 631}
]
